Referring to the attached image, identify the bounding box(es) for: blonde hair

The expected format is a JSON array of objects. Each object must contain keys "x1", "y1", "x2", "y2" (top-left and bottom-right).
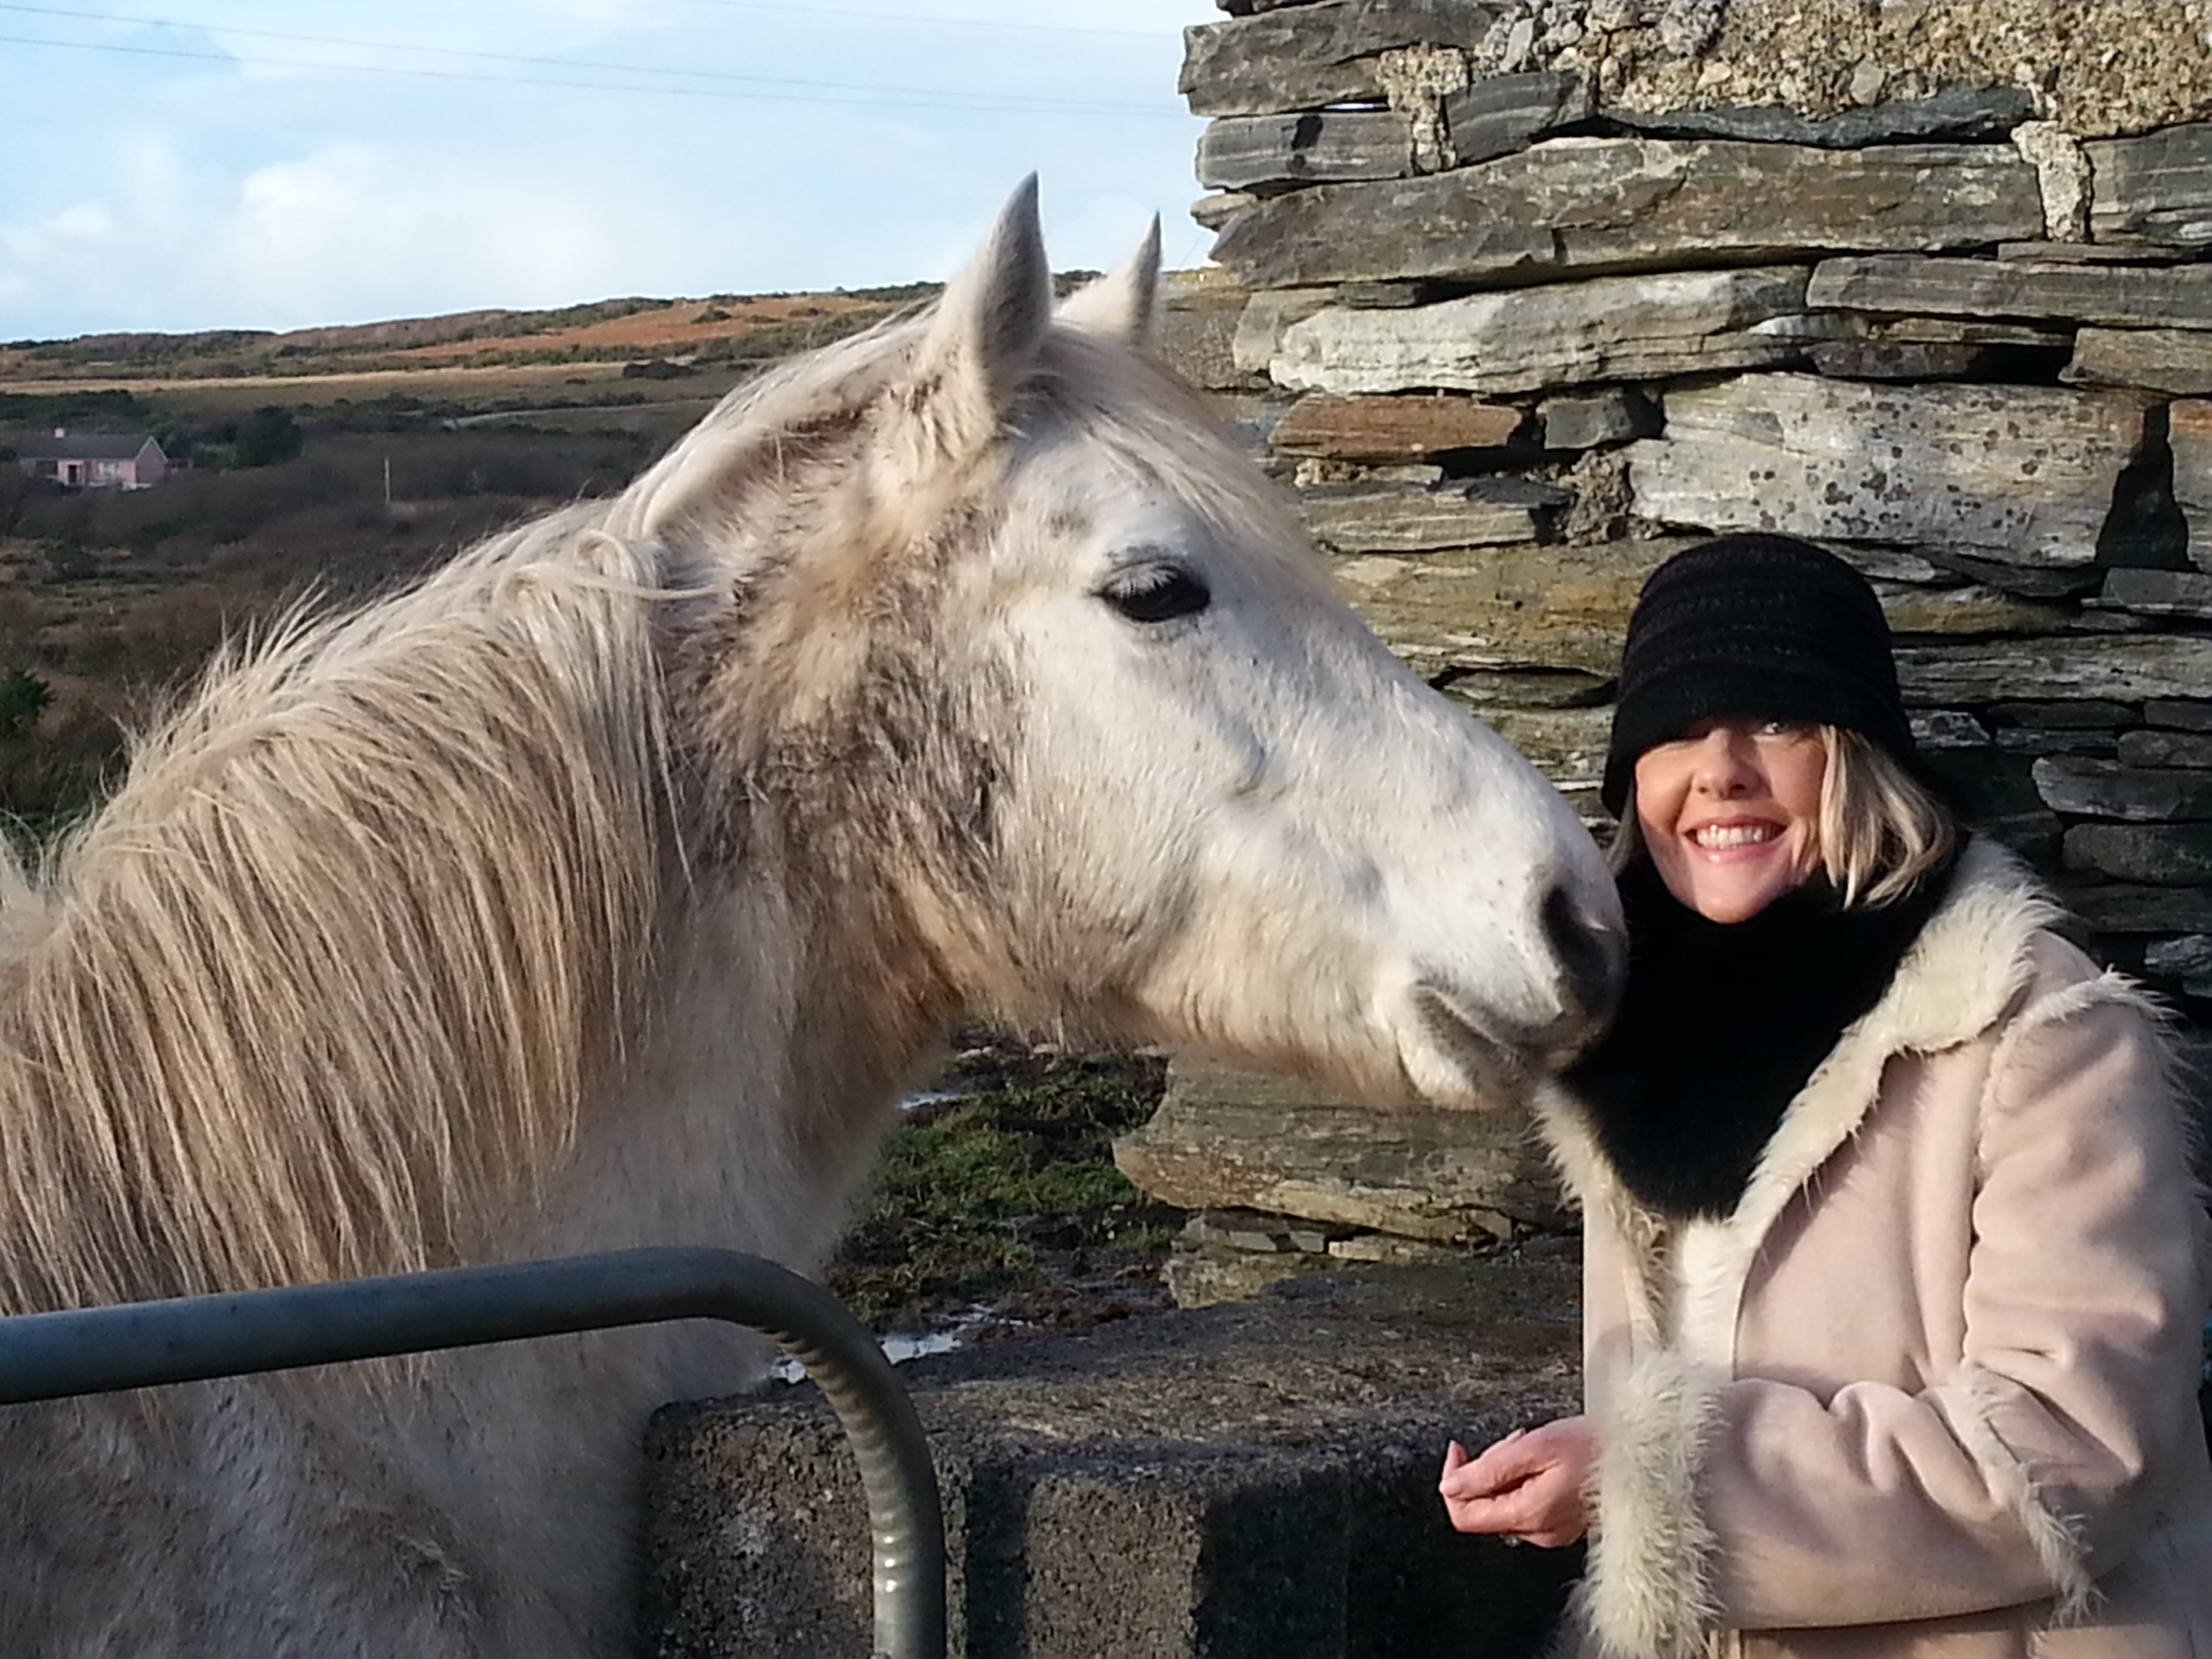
[{"x1": 1610, "y1": 724, "x2": 1955, "y2": 909}]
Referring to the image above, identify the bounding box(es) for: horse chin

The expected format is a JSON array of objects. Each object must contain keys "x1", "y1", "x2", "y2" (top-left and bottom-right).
[{"x1": 1399, "y1": 983, "x2": 1536, "y2": 1110}]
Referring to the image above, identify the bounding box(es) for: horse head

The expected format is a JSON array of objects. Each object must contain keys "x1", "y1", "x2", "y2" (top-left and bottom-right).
[{"x1": 616, "y1": 179, "x2": 1622, "y2": 1109}]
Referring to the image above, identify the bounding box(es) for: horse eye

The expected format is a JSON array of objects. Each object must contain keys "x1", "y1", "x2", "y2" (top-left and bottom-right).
[{"x1": 1099, "y1": 564, "x2": 1210, "y2": 624}]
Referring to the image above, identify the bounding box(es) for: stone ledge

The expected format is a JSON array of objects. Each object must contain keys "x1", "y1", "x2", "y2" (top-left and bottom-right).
[
  {"x1": 645, "y1": 1260, "x2": 1584, "y2": 1658},
  {"x1": 1113, "y1": 1057, "x2": 1569, "y2": 1244}
]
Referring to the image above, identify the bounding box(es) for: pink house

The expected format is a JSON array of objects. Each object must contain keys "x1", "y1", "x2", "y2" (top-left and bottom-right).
[{"x1": 15, "y1": 429, "x2": 169, "y2": 490}]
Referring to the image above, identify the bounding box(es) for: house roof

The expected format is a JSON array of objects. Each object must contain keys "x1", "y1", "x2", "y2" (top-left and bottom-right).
[{"x1": 16, "y1": 434, "x2": 162, "y2": 461}]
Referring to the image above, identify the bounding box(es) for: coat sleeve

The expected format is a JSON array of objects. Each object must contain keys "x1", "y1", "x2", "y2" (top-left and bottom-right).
[{"x1": 1582, "y1": 977, "x2": 2208, "y2": 1654}]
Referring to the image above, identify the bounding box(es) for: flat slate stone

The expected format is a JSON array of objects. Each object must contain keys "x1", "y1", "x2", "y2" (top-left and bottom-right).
[
  {"x1": 2175, "y1": 400, "x2": 2212, "y2": 573},
  {"x1": 1181, "y1": 0, "x2": 1511, "y2": 117},
  {"x1": 2065, "y1": 884, "x2": 2212, "y2": 934},
  {"x1": 1300, "y1": 477, "x2": 1568, "y2": 551},
  {"x1": 2065, "y1": 328, "x2": 2212, "y2": 397},
  {"x1": 1873, "y1": 582, "x2": 2072, "y2": 637},
  {"x1": 2100, "y1": 568, "x2": 2212, "y2": 621},
  {"x1": 1232, "y1": 287, "x2": 1335, "y2": 377},
  {"x1": 1871, "y1": 316, "x2": 2074, "y2": 348},
  {"x1": 1273, "y1": 265, "x2": 1813, "y2": 396},
  {"x1": 1807, "y1": 339, "x2": 1986, "y2": 380},
  {"x1": 2032, "y1": 757, "x2": 2212, "y2": 823},
  {"x1": 2123, "y1": 730, "x2": 2212, "y2": 770},
  {"x1": 1627, "y1": 373, "x2": 2152, "y2": 567},
  {"x1": 1197, "y1": 109, "x2": 1413, "y2": 191},
  {"x1": 1332, "y1": 536, "x2": 1685, "y2": 676},
  {"x1": 1893, "y1": 636, "x2": 2212, "y2": 704},
  {"x1": 1917, "y1": 549, "x2": 2106, "y2": 600},
  {"x1": 1540, "y1": 388, "x2": 1661, "y2": 451},
  {"x1": 1990, "y1": 700, "x2": 2139, "y2": 731},
  {"x1": 1192, "y1": 190, "x2": 1256, "y2": 232},
  {"x1": 1334, "y1": 279, "x2": 1467, "y2": 309},
  {"x1": 1211, "y1": 140, "x2": 2041, "y2": 289},
  {"x1": 1440, "y1": 70, "x2": 1593, "y2": 167},
  {"x1": 2085, "y1": 122, "x2": 2212, "y2": 251},
  {"x1": 1994, "y1": 729, "x2": 2121, "y2": 760},
  {"x1": 1607, "y1": 85, "x2": 2034, "y2": 148},
  {"x1": 1271, "y1": 392, "x2": 1524, "y2": 460},
  {"x1": 1113, "y1": 1057, "x2": 1565, "y2": 1240},
  {"x1": 1164, "y1": 1240, "x2": 1338, "y2": 1309},
  {"x1": 1807, "y1": 255, "x2": 2212, "y2": 332},
  {"x1": 1910, "y1": 710, "x2": 1992, "y2": 750},
  {"x1": 1996, "y1": 241, "x2": 2196, "y2": 266},
  {"x1": 2147, "y1": 935, "x2": 2212, "y2": 977},
  {"x1": 1156, "y1": 272, "x2": 1260, "y2": 394},
  {"x1": 2065, "y1": 823, "x2": 2212, "y2": 885},
  {"x1": 1436, "y1": 668, "x2": 1613, "y2": 710},
  {"x1": 1483, "y1": 704, "x2": 1614, "y2": 799},
  {"x1": 2150, "y1": 701, "x2": 2212, "y2": 733}
]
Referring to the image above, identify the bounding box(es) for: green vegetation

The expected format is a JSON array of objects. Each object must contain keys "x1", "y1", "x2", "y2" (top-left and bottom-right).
[
  {"x1": 827, "y1": 1045, "x2": 1179, "y2": 1329},
  {"x1": 0, "y1": 668, "x2": 50, "y2": 739}
]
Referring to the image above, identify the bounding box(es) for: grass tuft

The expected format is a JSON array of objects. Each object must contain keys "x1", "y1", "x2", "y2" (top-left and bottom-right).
[{"x1": 826, "y1": 1043, "x2": 1181, "y2": 1331}]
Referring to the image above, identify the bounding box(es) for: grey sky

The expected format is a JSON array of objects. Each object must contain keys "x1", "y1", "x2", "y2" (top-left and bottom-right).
[{"x1": 0, "y1": 1, "x2": 1212, "y2": 339}]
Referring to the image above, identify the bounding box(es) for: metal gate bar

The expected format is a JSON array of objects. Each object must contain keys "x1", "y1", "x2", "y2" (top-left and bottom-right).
[{"x1": 0, "y1": 1245, "x2": 945, "y2": 1659}]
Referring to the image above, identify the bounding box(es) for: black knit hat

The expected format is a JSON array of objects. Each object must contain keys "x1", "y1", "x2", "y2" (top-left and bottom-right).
[{"x1": 1601, "y1": 534, "x2": 1914, "y2": 817}]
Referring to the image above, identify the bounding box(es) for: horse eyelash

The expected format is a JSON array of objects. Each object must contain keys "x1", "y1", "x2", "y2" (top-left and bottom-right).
[{"x1": 1097, "y1": 565, "x2": 1210, "y2": 625}]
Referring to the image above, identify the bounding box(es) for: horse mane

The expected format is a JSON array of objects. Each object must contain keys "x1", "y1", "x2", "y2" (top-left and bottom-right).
[{"x1": 0, "y1": 513, "x2": 669, "y2": 1311}]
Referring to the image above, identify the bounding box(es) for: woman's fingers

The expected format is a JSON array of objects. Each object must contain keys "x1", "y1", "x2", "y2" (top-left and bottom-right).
[
  {"x1": 1439, "y1": 1420, "x2": 1594, "y2": 1547},
  {"x1": 1441, "y1": 1427, "x2": 1541, "y2": 1498}
]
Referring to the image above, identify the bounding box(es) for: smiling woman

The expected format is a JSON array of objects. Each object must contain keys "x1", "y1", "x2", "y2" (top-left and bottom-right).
[{"x1": 1439, "y1": 534, "x2": 2212, "y2": 1659}]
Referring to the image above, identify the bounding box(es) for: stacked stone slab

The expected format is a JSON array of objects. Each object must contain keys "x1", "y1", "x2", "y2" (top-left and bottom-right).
[{"x1": 1133, "y1": 0, "x2": 2212, "y2": 1298}]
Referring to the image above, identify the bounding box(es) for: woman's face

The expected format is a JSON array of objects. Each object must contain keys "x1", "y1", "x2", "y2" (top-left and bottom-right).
[{"x1": 1633, "y1": 719, "x2": 1828, "y2": 924}]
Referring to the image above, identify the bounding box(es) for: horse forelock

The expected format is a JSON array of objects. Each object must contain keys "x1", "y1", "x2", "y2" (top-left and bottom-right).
[{"x1": 0, "y1": 512, "x2": 670, "y2": 1311}]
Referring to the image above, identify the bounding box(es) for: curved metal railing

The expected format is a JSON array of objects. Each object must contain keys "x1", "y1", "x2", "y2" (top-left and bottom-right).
[{"x1": 0, "y1": 1246, "x2": 945, "y2": 1659}]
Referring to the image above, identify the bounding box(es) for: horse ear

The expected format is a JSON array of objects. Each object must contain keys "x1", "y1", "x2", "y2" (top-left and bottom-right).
[
  {"x1": 913, "y1": 176, "x2": 1054, "y2": 441},
  {"x1": 1056, "y1": 215, "x2": 1162, "y2": 347}
]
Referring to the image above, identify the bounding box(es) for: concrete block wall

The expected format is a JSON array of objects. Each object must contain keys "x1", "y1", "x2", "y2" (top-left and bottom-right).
[{"x1": 644, "y1": 1262, "x2": 1584, "y2": 1657}]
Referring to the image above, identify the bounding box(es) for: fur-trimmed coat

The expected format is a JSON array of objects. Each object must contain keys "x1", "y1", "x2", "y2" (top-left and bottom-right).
[{"x1": 1534, "y1": 838, "x2": 2212, "y2": 1658}]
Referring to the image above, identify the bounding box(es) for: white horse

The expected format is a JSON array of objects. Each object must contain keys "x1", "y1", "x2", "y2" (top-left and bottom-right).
[{"x1": 0, "y1": 182, "x2": 1619, "y2": 1654}]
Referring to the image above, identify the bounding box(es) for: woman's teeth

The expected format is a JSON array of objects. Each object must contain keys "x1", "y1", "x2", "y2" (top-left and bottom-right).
[{"x1": 1692, "y1": 824, "x2": 1777, "y2": 849}]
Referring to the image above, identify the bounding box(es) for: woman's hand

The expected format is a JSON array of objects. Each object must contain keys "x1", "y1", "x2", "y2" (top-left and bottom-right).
[{"x1": 1437, "y1": 1416, "x2": 1594, "y2": 1549}]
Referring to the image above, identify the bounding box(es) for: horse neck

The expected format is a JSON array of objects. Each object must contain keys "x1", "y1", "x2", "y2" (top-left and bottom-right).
[{"x1": 512, "y1": 834, "x2": 960, "y2": 1273}]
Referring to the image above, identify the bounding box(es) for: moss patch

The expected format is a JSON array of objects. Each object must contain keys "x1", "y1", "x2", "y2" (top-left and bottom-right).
[{"x1": 825, "y1": 1042, "x2": 1183, "y2": 1332}]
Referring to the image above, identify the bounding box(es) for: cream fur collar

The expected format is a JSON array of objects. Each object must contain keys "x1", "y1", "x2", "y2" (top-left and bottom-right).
[{"x1": 1531, "y1": 836, "x2": 2066, "y2": 1347}]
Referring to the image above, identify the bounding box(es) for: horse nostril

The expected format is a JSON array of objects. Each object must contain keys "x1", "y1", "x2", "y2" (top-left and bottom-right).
[{"x1": 1542, "y1": 883, "x2": 1624, "y2": 1031}]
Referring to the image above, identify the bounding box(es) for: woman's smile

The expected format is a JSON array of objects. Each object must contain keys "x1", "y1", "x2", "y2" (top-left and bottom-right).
[{"x1": 1685, "y1": 818, "x2": 1785, "y2": 853}]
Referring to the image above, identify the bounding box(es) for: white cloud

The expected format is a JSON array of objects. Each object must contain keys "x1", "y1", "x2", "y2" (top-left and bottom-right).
[
  {"x1": 0, "y1": 1, "x2": 1215, "y2": 337},
  {"x1": 209, "y1": 144, "x2": 679, "y2": 327}
]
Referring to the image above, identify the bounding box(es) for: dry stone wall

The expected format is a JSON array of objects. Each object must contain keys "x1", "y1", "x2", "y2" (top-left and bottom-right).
[{"x1": 1134, "y1": 0, "x2": 2212, "y2": 1298}]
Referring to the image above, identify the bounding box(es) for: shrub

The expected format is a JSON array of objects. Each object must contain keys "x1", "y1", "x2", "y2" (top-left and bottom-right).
[{"x1": 0, "y1": 668, "x2": 51, "y2": 739}]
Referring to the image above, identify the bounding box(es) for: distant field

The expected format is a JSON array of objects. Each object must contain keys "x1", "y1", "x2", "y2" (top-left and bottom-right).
[
  {"x1": 0, "y1": 285, "x2": 936, "y2": 388},
  {"x1": 0, "y1": 281, "x2": 972, "y2": 831}
]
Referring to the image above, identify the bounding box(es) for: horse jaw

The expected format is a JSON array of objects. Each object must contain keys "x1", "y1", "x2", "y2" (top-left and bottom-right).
[{"x1": 1055, "y1": 216, "x2": 1162, "y2": 347}]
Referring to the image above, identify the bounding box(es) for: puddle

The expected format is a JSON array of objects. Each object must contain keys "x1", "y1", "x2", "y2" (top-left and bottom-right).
[
  {"x1": 770, "y1": 1307, "x2": 1008, "y2": 1384},
  {"x1": 896, "y1": 1088, "x2": 966, "y2": 1113}
]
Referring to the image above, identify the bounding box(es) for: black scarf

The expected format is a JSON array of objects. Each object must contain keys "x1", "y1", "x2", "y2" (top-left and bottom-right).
[{"x1": 1563, "y1": 846, "x2": 1961, "y2": 1221}]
